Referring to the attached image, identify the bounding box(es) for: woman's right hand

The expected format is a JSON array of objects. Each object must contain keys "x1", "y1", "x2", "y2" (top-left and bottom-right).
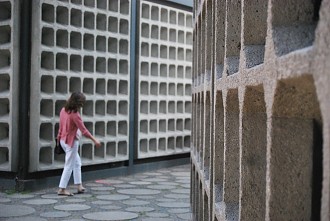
[
  {"x1": 94, "y1": 139, "x2": 101, "y2": 147},
  {"x1": 91, "y1": 136, "x2": 101, "y2": 147}
]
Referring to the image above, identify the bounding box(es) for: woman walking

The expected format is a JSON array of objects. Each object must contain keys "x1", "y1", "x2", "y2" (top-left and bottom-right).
[{"x1": 57, "y1": 92, "x2": 101, "y2": 196}]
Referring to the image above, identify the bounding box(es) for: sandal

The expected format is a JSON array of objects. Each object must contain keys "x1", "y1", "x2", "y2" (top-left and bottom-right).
[
  {"x1": 57, "y1": 191, "x2": 74, "y2": 196},
  {"x1": 77, "y1": 187, "x2": 86, "y2": 194}
]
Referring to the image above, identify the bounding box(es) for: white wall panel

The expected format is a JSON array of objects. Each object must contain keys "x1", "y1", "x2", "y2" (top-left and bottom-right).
[
  {"x1": 137, "y1": 0, "x2": 193, "y2": 159},
  {"x1": 29, "y1": 0, "x2": 131, "y2": 172}
]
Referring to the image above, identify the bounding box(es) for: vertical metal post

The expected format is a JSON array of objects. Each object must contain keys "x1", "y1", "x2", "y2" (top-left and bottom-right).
[
  {"x1": 17, "y1": 0, "x2": 32, "y2": 190},
  {"x1": 128, "y1": 0, "x2": 137, "y2": 169}
]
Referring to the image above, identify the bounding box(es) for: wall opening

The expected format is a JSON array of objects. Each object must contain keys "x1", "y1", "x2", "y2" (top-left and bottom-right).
[
  {"x1": 192, "y1": 94, "x2": 196, "y2": 154},
  {"x1": 272, "y1": 0, "x2": 323, "y2": 56},
  {"x1": 223, "y1": 89, "x2": 240, "y2": 218},
  {"x1": 214, "y1": 91, "x2": 224, "y2": 203},
  {"x1": 197, "y1": 15, "x2": 202, "y2": 84},
  {"x1": 196, "y1": 93, "x2": 202, "y2": 162},
  {"x1": 204, "y1": 191, "x2": 210, "y2": 220},
  {"x1": 269, "y1": 75, "x2": 323, "y2": 220},
  {"x1": 214, "y1": 0, "x2": 225, "y2": 79},
  {"x1": 199, "y1": 93, "x2": 204, "y2": 163},
  {"x1": 204, "y1": 91, "x2": 211, "y2": 180},
  {"x1": 242, "y1": 0, "x2": 268, "y2": 68},
  {"x1": 193, "y1": 24, "x2": 198, "y2": 85},
  {"x1": 225, "y1": 1, "x2": 241, "y2": 75},
  {"x1": 205, "y1": 0, "x2": 212, "y2": 82},
  {"x1": 240, "y1": 85, "x2": 267, "y2": 220},
  {"x1": 198, "y1": 179, "x2": 203, "y2": 221},
  {"x1": 191, "y1": 163, "x2": 195, "y2": 214},
  {"x1": 201, "y1": 10, "x2": 206, "y2": 80}
]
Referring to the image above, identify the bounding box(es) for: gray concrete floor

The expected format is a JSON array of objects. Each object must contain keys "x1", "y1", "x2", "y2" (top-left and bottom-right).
[{"x1": 0, "y1": 164, "x2": 192, "y2": 221}]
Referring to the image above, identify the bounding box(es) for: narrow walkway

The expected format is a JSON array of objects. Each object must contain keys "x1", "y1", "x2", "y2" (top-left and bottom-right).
[{"x1": 0, "y1": 164, "x2": 191, "y2": 221}]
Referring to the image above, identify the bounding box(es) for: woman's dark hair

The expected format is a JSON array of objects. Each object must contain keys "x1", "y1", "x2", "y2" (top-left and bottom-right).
[{"x1": 65, "y1": 92, "x2": 86, "y2": 113}]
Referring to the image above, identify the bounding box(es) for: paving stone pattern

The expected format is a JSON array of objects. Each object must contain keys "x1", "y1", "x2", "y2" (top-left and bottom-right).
[{"x1": 0, "y1": 165, "x2": 192, "y2": 221}]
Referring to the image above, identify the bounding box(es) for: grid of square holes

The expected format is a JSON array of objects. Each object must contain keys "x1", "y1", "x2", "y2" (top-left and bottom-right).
[
  {"x1": 31, "y1": 0, "x2": 131, "y2": 171},
  {"x1": 0, "y1": 0, "x2": 14, "y2": 171},
  {"x1": 137, "y1": 0, "x2": 193, "y2": 158}
]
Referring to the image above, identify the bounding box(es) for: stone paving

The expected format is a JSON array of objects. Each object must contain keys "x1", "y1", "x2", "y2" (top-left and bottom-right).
[{"x1": 0, "y1": 164, "x2": 192, "y2": 221}]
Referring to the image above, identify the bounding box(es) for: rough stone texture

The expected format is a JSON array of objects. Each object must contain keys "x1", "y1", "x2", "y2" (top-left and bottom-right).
[
  {"x1": 244, "y1": 45, "x2": 265, "y2": 68},
  {"x1": 240, "y1": 86, "x2": 267, "y2": 221},
  {"x1": 192, "y1": 0, "x2": 330, "y2": 220},
  {"x1": 223, "y1": 89, "x2": 240, "y2": 207},
  {"x1": 269, "y1": 118, "x2": 313, "y2": 220}
]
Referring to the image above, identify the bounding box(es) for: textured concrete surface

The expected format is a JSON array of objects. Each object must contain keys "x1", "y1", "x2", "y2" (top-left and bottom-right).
[{"x1": 192, "y1": 0, "x2": 329, "y2": 220}]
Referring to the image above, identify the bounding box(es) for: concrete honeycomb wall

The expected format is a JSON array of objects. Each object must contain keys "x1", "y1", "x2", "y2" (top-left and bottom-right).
[
  {"x1": 29, "y1": 0, "x2": 131, "y2": 171},
  {"x1": 137, "y1": 0, "x2": 193, "y2": 159},
  {"x1": 191, "y1": 0, "x2": 330, "y2": 220},
  {"x1": 0, "y1": 0, "x2": 193, "y2": 173},
  {"x1": 0, "y1": 0, "x2": 19, "y2": 171}
]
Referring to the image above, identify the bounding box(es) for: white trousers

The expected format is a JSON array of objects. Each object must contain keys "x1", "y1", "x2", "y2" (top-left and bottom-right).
[{"x1": 59, "y1": 140, "x2": 82, "y2": 188}]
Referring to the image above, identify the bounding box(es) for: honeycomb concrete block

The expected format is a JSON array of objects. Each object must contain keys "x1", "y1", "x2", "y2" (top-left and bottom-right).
[
  {"x1": 242, "y1": 0, "x2": 267, "y2": 68},
  {"x1": 30, "y1": 0, "x2": 131, "y2": 171},
  {"x1": 240, "y1": 86, "x2": 267, "y2": 221},
  {"x1": 0, "y1": 0, "x2": 19, "y2": 172},
  {"x1": 214, "y1": 0, "x2": 226, "y2": 79},
  {"x1": 269, "y1": 117, "x2": 314, "y2": 220},
  {"x1": 223, "y1": 89, "x2": 240, "y2": 219},
  {"x1": 224, "y1": 0, "x2": 241, "y2": 76},
  {"x1": 271, "y1": 0, "x2": 317, "y2": 56},
  {"x1": 191, "y1": 0, "x2": 330, "y2": 220},
  {"x1": 137, "y1": 0, "x2": 193, "y2": 159}
]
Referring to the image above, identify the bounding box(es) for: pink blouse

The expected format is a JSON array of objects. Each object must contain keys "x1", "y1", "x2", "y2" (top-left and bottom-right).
[{"x1": 57, "y1": 108, "x2": 92, "y2": 147}]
